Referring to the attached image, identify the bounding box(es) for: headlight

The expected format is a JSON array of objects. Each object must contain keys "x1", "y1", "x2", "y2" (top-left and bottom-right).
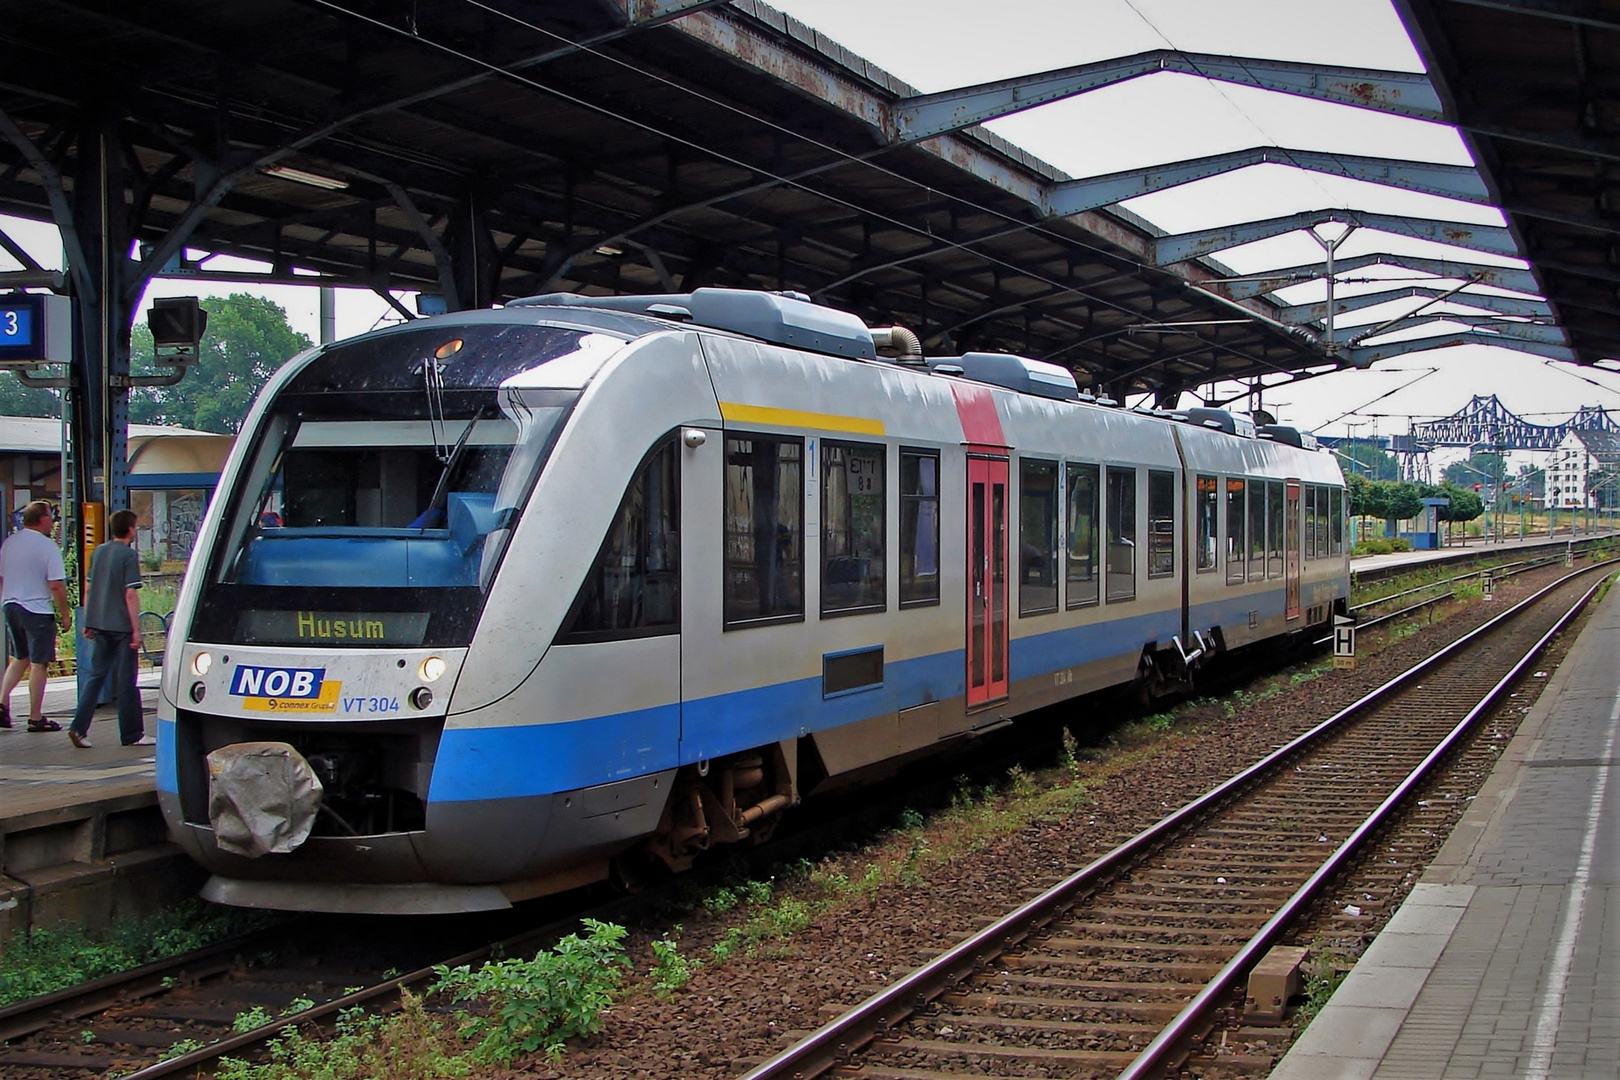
[
  {"x1": 418, "y1": 656, "x2": 446, "y2": 683},
  {"x1": 191, "y1": 651, "x2": 212, "y2": 676}
]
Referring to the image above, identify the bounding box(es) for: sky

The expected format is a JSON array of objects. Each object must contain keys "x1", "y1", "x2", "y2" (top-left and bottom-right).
[{"x1": 3, "y1": 0, "x2": 1618, "y2": 470}]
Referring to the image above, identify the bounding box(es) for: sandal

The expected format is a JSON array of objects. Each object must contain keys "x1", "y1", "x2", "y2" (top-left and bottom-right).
[
  {"x1": 0, "y1": 703, "x2": 10, "y2": 729},
  {"x1": 28, "y1": 717, "x2": 62, "y2": 732}
]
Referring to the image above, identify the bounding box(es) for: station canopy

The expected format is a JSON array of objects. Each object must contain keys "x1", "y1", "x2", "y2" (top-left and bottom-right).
[{"x1": 0, "y1": 0, "x2": 1609, "y2": 406}]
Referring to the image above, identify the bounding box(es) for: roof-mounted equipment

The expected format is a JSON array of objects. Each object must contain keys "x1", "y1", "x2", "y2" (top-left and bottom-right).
[
  {"x1": 1181, "y1": 407, "x2": 1256, "y2": 438},
  {"x1": 1257, "y1": 424, "x2": 1321, "y2": 450},
  {"x1": 924, "y1": 352, "x2": 1079, "y2": 401},
  {"x1": 512, "y1": 288, "x2": 877, "y2": 361}
]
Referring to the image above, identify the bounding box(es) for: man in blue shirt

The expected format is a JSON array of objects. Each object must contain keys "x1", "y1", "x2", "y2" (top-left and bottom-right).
[{"x1": 68, "y1": 509, "x2": 147, "y2": 748}]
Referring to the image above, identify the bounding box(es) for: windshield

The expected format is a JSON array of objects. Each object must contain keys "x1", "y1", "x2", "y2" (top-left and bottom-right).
[{"x1": 191, "y1": 323, "x2": 613, "y2": 647}]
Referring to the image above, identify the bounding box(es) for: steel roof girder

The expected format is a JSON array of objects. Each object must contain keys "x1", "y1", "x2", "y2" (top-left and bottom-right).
[
  {"x1": 1154, "y1": 210, "x2": 1520, "y2": 265},
  {"x1": 1216, "y1": 253, "x2": 1542, "y2": 298},
  {"x1": 1044, "y1": 147, "x2": 1489, "y2": 217},
  {"x1": 890, "y1": 50, "x2": 1443, "y2": 144},
  {"x1": 1281, "y1": 285, "x2": 1552, "y2": 323},
  {"x1": 1330, "y1": 312, "x2": 1566, "y2": 345},
  {"x1": 1346, "y1": 329, "x2": 1576, "y2": 366}
]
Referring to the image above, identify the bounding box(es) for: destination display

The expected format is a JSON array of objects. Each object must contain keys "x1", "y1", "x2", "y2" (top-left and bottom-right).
[{"x1": 237, "y1": 609, "x2": 431, "y2": 646}]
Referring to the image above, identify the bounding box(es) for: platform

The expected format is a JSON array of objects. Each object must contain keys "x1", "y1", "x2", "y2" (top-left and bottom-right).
[
  {"x1": 1350, "y1": 528, "x2": 1617, "y2": 582},
  {"x1": 1270, "y1": 575, "x2": 1620, "y2": 1079},
  {"x1": 0, "y1": 672, "x2": 198, "y2": 946}
]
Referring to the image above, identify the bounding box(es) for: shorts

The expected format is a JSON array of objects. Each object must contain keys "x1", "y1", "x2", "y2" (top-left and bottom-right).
[{"x1": 5, "y1": 603, "x2": 57, "y2": 665}]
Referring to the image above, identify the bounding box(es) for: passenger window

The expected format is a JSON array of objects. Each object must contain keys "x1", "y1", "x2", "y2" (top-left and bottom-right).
[
  {"x1": 1226, "y1": 478, "x2": 1246, "y2": 585},
  {"x1": 1267, "y1": 479, "x2": 1284, "y2": 578},
  {"x1": 1106, "y1": 466, "x2": 1136, "y2": 602},
  {"x1": 1019, "y1": 458, "x2": 1059, "y2": 615},
  {"x1": 724, "y1": 433, "x2": 803, "y2": 626},
  {"x1": 899, "y1": 449, "x2": 940, "y2": 607},
  {"x1": 1331, "y1": 486, "x2": 1345, "y2": 557},
  {"x1": 821, "y1": 441, "x2": 886, "y2": 616},
  {"x1": 562, "y1": 436, "x2": 680, "y2": 641},
  {"x1": 1247, "y1": 479, "x2": 1266, "y2": 581},
  {"x1": 1195, "y1": 474, "x2": 1218, "y2": 572},
  {"x1": 1148, "y1": 470, "x2": 1175, "y2": 579},
  {"x1": 1066, "y1": 462, "x2": 1100, "y2": 608},
  {"x1": 1304, "y1": 486, "x2": 1317, "y2": 561}
]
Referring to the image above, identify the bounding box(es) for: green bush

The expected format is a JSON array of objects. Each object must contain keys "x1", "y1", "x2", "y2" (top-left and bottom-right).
[
  {"x1": 432, "y1": 919, "x2": 629, "y2": 1063},
  {"x1": 216, "y1": 995, "x2": 467, "y2": 1080}
]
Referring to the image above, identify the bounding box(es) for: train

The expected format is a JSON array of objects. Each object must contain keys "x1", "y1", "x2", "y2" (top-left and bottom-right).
[{"x1": 155, "y1": 288, "x2": 1350, "y2": 914}]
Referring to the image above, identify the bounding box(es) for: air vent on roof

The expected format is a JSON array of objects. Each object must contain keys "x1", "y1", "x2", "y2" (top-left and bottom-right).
[
  {"x1": 512, "y1": 288, "x2": 877, "y2": 361},
  {"x1": 1181, "y1": 407, "x2": 1256, "y2": 438},
  {"x1": 924, "y1": 352, "x2": 1079, "y2": 401},
  {"x1": 1257, "y1": 424, "x2": 1320, "y2": 450}
]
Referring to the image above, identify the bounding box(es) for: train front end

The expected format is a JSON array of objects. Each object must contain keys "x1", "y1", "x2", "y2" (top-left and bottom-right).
[{"x1": 156, "y1": 314, "x2": 620, "y2": 913}]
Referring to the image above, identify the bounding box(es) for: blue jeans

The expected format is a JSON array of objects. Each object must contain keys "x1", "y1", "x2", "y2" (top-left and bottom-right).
[{"x1": 69, "y1": 631, "x2": 143, "y2": 743}]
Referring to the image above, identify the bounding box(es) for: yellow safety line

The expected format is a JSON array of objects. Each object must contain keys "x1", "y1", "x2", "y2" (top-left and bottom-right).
[{"x1": 719, "y1": 401, "x2": 885, "y2": 436}]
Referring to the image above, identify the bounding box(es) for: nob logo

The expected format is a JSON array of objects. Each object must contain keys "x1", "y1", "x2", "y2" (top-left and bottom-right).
[{"x1": 230, "y1": 666, "x2": 325, "y2": 699}]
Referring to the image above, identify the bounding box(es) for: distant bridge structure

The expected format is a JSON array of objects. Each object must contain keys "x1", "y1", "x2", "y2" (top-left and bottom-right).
[{"x1": 1407, "y1": 395, "x2": 1620, "y2": 452}]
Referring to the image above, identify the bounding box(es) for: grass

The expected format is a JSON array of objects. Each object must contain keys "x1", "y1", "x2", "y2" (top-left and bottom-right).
[{"x1": 0, "y1": 902, "x2": 281, "y2": 1006}]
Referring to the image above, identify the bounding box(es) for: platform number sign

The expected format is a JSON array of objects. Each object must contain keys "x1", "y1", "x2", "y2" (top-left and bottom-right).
[
  {"x1": 1332, "y1": 615, "x2": 1356, "y2": 670},
  {"x1": 0, "y1": 293, "x2": 72, "y2": 366}
]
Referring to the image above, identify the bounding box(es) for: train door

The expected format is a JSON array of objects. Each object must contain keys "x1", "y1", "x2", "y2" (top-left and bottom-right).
[
  {"x1": 966, "y1": 455, "x2": 1009, "y2": 707},
  {"x1": 1285, "y1": 479, "x2": 1301, "y2": 620}
]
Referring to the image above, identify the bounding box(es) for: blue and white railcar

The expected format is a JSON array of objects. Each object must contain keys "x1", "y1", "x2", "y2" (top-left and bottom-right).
[{"x1": 156, "y1": 289, "x2": 1349, "y2": 913}]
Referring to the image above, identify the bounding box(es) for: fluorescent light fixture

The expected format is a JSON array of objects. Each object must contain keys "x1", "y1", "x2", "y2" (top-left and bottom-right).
[
  {"x1": 263, "y1": 165, "x2": 349, "y2": 191},
  {"x1": 595, "y1": 244, "x2": 624, "y2": 256}
]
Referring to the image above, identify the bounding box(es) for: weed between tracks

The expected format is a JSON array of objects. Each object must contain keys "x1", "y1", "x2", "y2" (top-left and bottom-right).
[{"x1": 0, "y1": 901, "x2": 280, "y2": 1006}]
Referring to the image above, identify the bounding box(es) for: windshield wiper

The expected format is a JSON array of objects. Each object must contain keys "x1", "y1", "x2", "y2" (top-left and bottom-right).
[{"x1": 419, "y1": 407, "x2": 491, "y2": 530}]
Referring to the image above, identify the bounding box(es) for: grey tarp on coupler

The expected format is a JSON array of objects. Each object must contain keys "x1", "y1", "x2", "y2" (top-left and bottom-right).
[{"x1": 206, "y1": 742, "x2": 323, "y2": 857}]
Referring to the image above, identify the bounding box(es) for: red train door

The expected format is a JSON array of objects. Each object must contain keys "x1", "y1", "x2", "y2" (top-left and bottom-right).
[
  {"x1": 1285, "y1": 479, "x2": 1302, "y2": 620},
  {"x1": 967, "y1": 456, "x2": 1009, "y2": 707}
]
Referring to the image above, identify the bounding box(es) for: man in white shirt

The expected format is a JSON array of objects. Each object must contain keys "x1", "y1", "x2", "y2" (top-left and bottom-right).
[{"x1": 0, "y1": 501, "x2": 74, "y2": 731}]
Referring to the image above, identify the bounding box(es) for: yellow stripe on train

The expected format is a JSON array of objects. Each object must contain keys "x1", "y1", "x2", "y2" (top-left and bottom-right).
[{"x1": 719, "y1": 402, "x2": 885, "y2": 436}]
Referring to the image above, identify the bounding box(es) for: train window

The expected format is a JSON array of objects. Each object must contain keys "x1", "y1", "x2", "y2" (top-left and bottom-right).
[
  {"x1": 1315, "y1": 485, "x2": 1329, "y2": 560},
  {"x1": 1066, "y1": 462, "x2": 1100, "y2": 608},
  {"x1": 1226, "y1": 478, "x2": 1246, "y2": 585},
  {"x1": 1303, "y1": 485, "x2": 1317, "y2": 561},
  {"x1": 561, "y1": 436, "x2": 680, "y2": 641},
  {"x1": 1267, "y1": 480, "x2": 1285, "y2": 579},
  {"x1": 900, "y1": 449, "x2": 940, "y2": 607},
  {"x1": 1247, "y1": 479, "x2": 1266, "y2": 581},
  {"x1": 1195, "y1": 475, "x2": 1218, "y2": 572},
  {"x1": 1106, "y1": 466, "x2": 1136, "y2": 603},
  {"x1": 1019, "y1": 459, "x2": 1059, "y2": 615},
  {"x1": 1330, "y1": 486, "x2": 1345, "y2": 557},
  {"x1": 822, "y1": 441, "x2": 886, "y2": 616},
  {"x1": 1148, "y1": 470, "x2": 1175, "y2": 579},
  {"x1": 724, "y1": 433, "x2": 804, "y2": 627}
]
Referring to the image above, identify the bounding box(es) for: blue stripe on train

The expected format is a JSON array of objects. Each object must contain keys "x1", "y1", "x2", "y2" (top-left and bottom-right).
[
  {"x1": 156, "y1": 717, "x2": 178, "y2": 793},
  {"x1": 431, "y1": 605, "x2": 1179, "y2": 802}
]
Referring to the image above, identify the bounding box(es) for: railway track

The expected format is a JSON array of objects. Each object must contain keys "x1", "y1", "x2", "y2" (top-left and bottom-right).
[
  {"x1": 742, "y1": 560, "x2": 1617, "y2": 1080},
  {"x1": 0, "y1": 901, "x2": 619, "y2": 1079}
]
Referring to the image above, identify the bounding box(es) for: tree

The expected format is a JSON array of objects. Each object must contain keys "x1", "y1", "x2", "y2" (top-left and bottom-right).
[
  {"x1": 0, "y1": 377, "x2": 63, "y2": 419},
  {"x1": 1421, "y1": 482, "x2": 1482, "y2": 523},
  {"x1": 1373, "y1": 479, "x2": 1425, "y2": 524},
  {"x1": 1442, "y1": 451, "x2": 1505, "y2": 490},
  {"x1": 130, "y1": 293, "x2": 312, "y2": 433},
  {"x1": 1334, "y1": 440, "x2": 1400, "y2": 481}
]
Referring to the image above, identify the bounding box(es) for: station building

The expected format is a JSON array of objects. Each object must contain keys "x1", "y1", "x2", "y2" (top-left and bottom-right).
[{"x1": 0, "y1": 415, "x2": 231, "y2": 562}]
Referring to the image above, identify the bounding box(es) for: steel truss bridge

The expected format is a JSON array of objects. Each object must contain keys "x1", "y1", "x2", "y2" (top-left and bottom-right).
[{"x1": 1408, "y1": 395, "x2": 1620, "y2": 452}]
